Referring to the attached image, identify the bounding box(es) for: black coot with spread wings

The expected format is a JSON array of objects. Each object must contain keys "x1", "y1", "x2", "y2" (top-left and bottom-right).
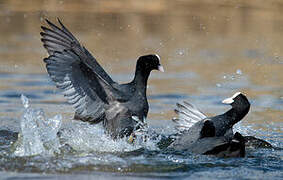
[
  {"x1": 40, "y1": 19, "x2": 164, "y2": 139},
  {"x1": 170, "y1": 92, "x2": 250, "y2": 157}
]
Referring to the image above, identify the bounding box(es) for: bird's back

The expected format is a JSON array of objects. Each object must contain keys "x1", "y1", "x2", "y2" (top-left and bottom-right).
[{"x1": 170, "y1": 120, "x2": 204, "y2": 150}]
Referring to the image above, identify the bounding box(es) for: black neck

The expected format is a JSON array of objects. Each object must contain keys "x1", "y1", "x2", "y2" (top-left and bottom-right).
[
  {"x1": 132, "y1": 66, "x2": 151, "y2": 93},
  {"x1": 224, "y1": 105, "x2": 250, "y2": 126}
]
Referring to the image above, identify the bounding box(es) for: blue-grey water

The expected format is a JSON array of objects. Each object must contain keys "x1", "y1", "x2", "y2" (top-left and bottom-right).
[{"x1": 0, "y1": 0, "x2": 283, "y2": 179}]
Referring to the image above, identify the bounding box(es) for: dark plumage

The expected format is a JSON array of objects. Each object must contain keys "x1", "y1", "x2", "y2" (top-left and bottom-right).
[
  {"x1": 40, "y1": 19, "x2": 164, "y2": 139},
  {"x1": 244, "y1": 136, "x2": 273, "y2": 149},
  {"x1": 203, "y1": 132, "x2": 245, "y2": 158},
  {"x1": 170, "y1": 92, "x2": 250, "y2": 157}
]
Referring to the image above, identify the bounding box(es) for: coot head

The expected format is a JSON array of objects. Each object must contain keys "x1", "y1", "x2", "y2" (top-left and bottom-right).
[
  {"x1": 136, "y1": 54, "x2": 164, "y2": 72},
  {"x1": 222, "y1": 92, "x2": 250, "y2": 110}
]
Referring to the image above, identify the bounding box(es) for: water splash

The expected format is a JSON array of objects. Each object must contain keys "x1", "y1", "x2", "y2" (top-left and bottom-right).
[
  {"x1": 13, "y1": 95, "x2": 62, "y2": 157},
  {"x1": 13, "y1": 95, "x2": 159, "y2": 156},
  {"x1": 59, "y1": 122, "x2": 139, "y2": 153},
  {"x1": 58, "y1": 118, "x2": 160, "y2": 153},
  {"x1": 21, "y1": 94, "x2": 29, "y2": 109}
]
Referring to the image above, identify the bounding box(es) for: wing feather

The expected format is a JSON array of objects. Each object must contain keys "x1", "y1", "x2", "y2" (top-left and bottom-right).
[
  {"x1": 172, "y1": 101, "x2": 207, "y2": 131},
  {"x1": 44, "y1": 50, "x2": 105, "y2": 123},
  {"x1": 41, "y1": 18, "x2": 115, "y2": 85}
]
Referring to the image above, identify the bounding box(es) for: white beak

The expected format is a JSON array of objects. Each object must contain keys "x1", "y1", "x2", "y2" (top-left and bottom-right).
[
  {"x1": 222, "y1": 92, "x2": 242, "y2": 104},
  {"x1": 222, "y1": 97, "x2": 234, "y2": 104},
  {"x1": 158, "y1": 65, "x2": 164, "y2": 72}
]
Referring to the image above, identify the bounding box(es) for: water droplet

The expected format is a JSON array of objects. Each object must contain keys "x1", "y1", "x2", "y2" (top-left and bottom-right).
[
  {"x1": 178, "y1": 50, "x2": 184, "y2": 56},
  {"x1": 21, "y1": 94, "x2": 29, "y2": 109},
  {"x1": 236, "y1": 69, "x2": 242, "y2": 75}
]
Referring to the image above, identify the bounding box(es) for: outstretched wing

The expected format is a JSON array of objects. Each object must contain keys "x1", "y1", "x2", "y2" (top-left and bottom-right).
[
  {"x1": 41, "y1": 18, "x2": 114, "y2": 85},
  {"x1": 41, "y1": 19, "x2": 120, "y2": 123},
  {"x1": 172, "y1": 101, "x2": 207, "y2": 131},
  {"x1": 44, "y1": 50, "x2": 108, "y2": 123}
]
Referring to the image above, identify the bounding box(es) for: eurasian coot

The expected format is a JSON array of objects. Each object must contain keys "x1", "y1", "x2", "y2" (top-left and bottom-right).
[
  {"x1": 40, "y1": 19, "x2": 164, "y2": 139},
  {"x1": 170, "y1": 92, "x2": 250, "y2": 157}
]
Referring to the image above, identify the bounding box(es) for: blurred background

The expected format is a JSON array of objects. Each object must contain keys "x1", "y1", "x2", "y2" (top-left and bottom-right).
[{"x1": 0, "y1": 0, "x2": 282, "y2": 131}]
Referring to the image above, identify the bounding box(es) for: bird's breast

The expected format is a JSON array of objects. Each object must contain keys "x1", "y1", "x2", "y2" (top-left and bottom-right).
[{"x1": 126, "y1": 93, "x2": 148, "y2": 118}]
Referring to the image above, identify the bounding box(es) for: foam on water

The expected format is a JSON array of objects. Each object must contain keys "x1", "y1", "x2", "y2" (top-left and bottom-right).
[
  {"x1": 59, "y1": 122, "x2": 138, "y2": 153},
  {"x1": 58, "y1": 111, "x2": 160, "y2": 153},
  {"x1": 60, "y1": 121, "x2": 160, "y2": 153}
]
